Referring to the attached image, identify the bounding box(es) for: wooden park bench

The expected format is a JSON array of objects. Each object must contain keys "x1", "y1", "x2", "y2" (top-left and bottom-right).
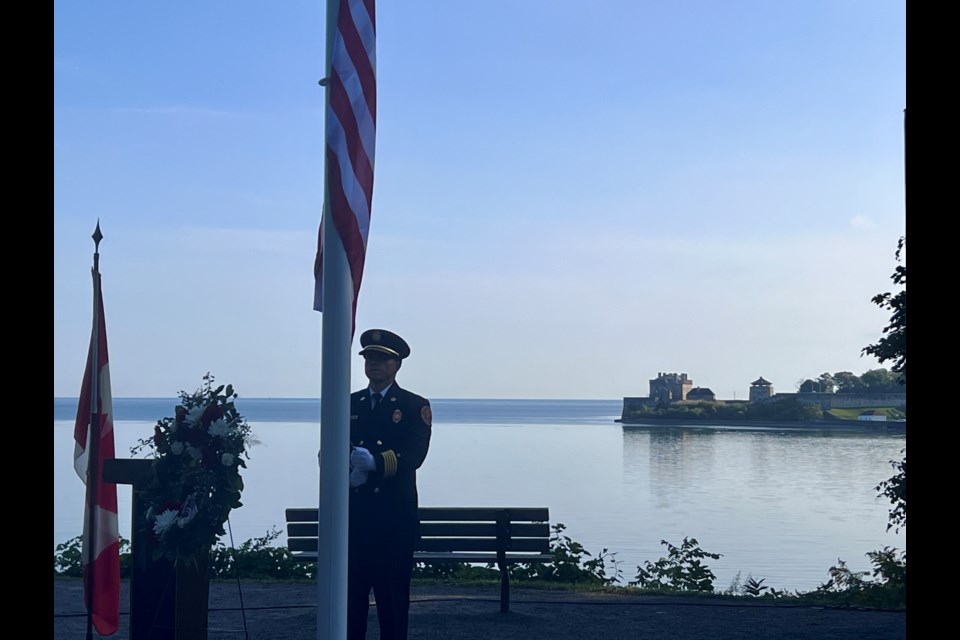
[{"x1": 285, "y1": 506, "x2": 553, "y2": 612}]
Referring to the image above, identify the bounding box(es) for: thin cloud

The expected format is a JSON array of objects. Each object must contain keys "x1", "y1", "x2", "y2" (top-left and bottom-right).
[
  {"x1": 110, "y1": 105, "x2": 252, "y2": 119},
  {"x1": 849, "y1": 215, "x2": 875, "y2": 229}
]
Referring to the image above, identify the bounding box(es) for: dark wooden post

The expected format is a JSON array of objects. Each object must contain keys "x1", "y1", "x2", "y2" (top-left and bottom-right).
[
  {"x1": 104, "y1": 459, "x2": 206, "y2": 640},
  {"x1": 495, "y1": 510, "x2": 511, "y2": 613}
]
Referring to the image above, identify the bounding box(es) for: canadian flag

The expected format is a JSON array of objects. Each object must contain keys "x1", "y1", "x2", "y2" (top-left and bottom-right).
[{"x1": 73, "y1": 275, "x2": 120, "y2": 636}]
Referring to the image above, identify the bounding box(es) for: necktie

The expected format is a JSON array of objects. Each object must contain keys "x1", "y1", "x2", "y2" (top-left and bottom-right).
[{"x1": 371, "y1": 392, "x2": 382, "y2": 410}]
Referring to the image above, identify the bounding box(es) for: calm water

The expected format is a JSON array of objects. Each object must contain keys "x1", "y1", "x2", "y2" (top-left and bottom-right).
[{"x1": 54, "y1": 397, "x2": 905, "y2": 592}]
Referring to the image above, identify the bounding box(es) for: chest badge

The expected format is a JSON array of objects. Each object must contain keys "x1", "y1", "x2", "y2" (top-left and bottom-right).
[
  {"x1": 392, "y1": 409, "x2": 402, "y2": 423},
  {"x1": 421, "y1": 405, "x2": 432, "y2": 426}
]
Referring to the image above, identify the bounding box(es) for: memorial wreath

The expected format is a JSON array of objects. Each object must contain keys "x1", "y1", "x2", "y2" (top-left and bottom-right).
[{"x1": 132, "y1": 373, "x2": 255, "y2": 565}]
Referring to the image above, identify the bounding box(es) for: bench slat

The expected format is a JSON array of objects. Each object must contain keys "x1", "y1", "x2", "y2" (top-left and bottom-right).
[
  {"x1": 285, "y1": 507, "x2": 549, "y2": 524},
  {"x1": 416, "y1": 552, "x2": 554, "y2": 564},
  {"x1": 418, "y1": 507, "x2": 549, "y2": 522},
  {"x1": 288, "y1": 537, "x2": 549, "y2": 554},
  {"x1": 289, "y1": 551, "x2": 554, "y2": 565},
  {"x1": 421, "y1": 522, "x2": 549, "y2": 538},
  {"x1": 418, "y1": 538, "x2": 549, "y2": 553},
  {"x1": 287, "y1": 522, "x2": 549, "y2": 539}
]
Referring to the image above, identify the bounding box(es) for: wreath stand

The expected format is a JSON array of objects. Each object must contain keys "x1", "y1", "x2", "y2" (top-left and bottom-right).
[{"x1": 104, "y1": 459, "x2": 210, "y2": 640}]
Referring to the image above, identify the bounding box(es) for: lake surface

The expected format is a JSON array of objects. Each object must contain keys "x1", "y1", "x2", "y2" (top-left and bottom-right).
[{"x1": 54, "y1": 397, "x2": 905, "y2": 592}]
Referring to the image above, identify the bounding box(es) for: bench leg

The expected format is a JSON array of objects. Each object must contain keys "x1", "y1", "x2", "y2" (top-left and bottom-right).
[{"x1": 498, "y1": 561, "x2": 509, "y2": 613}]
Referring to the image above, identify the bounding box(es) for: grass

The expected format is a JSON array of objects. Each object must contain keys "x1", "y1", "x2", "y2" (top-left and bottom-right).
[{"x1": 825, "y1": 407, "x2": 906, "y2": 421}]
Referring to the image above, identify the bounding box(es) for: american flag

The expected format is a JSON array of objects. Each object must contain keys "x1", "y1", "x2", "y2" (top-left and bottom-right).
[{"x1": 314, "y1": 0, "x2": 377, "y2": 335}]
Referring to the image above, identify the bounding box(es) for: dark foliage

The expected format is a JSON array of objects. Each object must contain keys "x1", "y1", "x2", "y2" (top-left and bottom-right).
[{"x1": 862, "y1": 237, "x2": 906, "y2": 383}]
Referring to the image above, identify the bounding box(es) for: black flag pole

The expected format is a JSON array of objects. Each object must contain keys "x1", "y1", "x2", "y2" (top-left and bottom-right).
[{"x1": 85, "y1": 221, "x2": 104, "y2": 640}]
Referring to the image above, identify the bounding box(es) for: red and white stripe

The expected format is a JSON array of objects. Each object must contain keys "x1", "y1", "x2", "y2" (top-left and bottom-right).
[
  {"x1": 314, "y1": 0, "x2": 377, "y2": 334},
  {"x1": 73, "y1": 279, "x2": 120, "y2": 636}
]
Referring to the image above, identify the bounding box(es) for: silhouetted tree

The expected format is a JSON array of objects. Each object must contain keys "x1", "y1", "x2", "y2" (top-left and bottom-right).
[
  {"x1": 863, "y1": 237, "x2": 905, "y2": 384},
  {"x1": 865, "y1": 237, "x2": 906, "y2": 533}
]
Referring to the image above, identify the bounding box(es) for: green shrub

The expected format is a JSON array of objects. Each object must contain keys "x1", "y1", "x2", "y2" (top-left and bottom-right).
[
  {"x1": 413, "y1": 562, "x2": 498, "y2": 581},
  {"x1": 209, "y1": 528, "x2": 313, "y2": 580},
  {"x1": 508, "y1": 523, "x2": 622, "y2": 586},
  {"x1": 55, "y1": 528, "x2": 311, "y2": 581},
  {"x1": 54, "y1": 536, "x2": 133, "y2": 578},
  {"x1": 630, "y1": 537, "x2": 721, "y2": 592},
  {"x1": 724, "y1": 571, "x2": 777, "y2": 597},
  {"x1": 809, "y1": 547, "x2": 905, "y2": 608}
]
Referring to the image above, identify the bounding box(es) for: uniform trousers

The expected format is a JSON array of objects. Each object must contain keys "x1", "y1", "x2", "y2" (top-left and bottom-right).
[{"x1": 347, "y1": 538, "x2": 416, "y2": 640}]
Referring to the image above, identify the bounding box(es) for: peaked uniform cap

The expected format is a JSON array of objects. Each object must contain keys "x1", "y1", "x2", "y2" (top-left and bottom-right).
[{"x1": 358, "y1": 329, "x2": 411, "y2": 360}]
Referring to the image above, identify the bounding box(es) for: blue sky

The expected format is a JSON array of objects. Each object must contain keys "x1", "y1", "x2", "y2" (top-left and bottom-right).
[{"x1": 54, "y1": 1, "x2": 905, "y2": 400}]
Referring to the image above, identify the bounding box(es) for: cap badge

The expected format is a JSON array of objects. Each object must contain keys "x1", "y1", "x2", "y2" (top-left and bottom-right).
[{"x1": 371, "y1": 330, "x2": 382, "y2": 342}]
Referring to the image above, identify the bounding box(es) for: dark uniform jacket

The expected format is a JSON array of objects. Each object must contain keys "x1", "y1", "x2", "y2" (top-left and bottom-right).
[{"x1": 349, "y1": 383, "x2": 432, "y2": 547}]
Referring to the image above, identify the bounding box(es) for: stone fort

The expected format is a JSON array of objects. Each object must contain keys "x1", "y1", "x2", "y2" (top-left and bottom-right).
[{"x1": 625, "y1": 372, "x2": 906, "y2": 413}]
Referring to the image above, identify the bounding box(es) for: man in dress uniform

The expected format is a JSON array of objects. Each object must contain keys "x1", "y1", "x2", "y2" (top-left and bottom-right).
[{"x1": 347, "y1": 328, "x2": 432, "y2": 640}]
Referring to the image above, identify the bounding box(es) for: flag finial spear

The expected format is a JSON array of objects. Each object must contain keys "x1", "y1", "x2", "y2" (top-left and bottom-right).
[
  {"x1": 92, "y1": 220, "x2": 103, "y2": 248},
  {"x1": 92, "y1": 220, "x2": 103, "y2": 272}
]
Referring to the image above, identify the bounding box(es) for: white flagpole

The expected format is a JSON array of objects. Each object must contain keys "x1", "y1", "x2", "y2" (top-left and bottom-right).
[{"x1": 317, "y1": 1, "x2": 352, "y2": 639}]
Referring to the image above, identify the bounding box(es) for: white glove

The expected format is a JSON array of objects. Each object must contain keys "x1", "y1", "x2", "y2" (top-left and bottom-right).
[
  {"x1": 351, "y1": 447, "x2": 376, "y2": 472},
  {"x1": 349, "y1": 467, "x2": 368, "y2": 488}
]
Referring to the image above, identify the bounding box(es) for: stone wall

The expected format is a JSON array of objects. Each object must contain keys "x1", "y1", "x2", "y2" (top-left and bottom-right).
[
  {"x1": 791, "y1": 392, "x2": 907, "y2": 410},
  {"x1": 621, "y1": 397, "x2": 656, "y2": 419}
]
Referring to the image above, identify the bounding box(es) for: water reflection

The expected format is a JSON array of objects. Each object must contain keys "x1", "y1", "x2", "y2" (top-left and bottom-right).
[
  {"x1": 620, "y1": 424, "x2": 906, "y2": 589},
  {"x1": 623, "y1": 427, "x2": 722, "y2": 506}
]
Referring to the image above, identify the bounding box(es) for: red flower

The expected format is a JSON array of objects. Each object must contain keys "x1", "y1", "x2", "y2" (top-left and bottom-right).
[{"x1": 201, "y1": 403, "x2": 223, "y2": 426}]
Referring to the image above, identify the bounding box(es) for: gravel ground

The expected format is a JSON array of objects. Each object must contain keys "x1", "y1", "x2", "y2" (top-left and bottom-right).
[{"x1": 54, "y1": 578, "x2": 906, "y2": 640}]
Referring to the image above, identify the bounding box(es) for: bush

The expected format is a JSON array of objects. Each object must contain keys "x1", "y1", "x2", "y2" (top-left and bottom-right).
[
  {"x1": 724, "y1": 571, "x2": 779, "y2": 597},
  {"x1": 209, "y1": 528, "x2": 313, "y2": 580},
  {"x1": 54, "y1": 536, "x2": 133, "y2": 578},
  {"x1": 630, "y1": 537, "x2": 721, "y2": 592},
  {"x1": 413, "y1": 562, "x2": 498, "y2": 581},
  {"x1": 508, "y1": 523, "x2": 622, "y2": 586},
  {"x1": 809, "y1": 548, "x2": 905, "y2": 609},
  {"x1": 745, "y1": 397, "x2": 823, "y2": 421},
  {"x1": 54, "y1": 528, "x2": 312, "y2": 581}
]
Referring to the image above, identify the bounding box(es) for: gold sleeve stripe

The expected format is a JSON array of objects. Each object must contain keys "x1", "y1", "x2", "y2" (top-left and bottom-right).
[{"x1": 382, "y1": 450, "x2": 398, "y2": 477}]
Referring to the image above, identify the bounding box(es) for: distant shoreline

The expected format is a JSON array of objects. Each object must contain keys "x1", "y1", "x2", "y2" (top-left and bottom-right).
[{"x1": 617, "y1": 417, "x2": 906, "y2": 430}]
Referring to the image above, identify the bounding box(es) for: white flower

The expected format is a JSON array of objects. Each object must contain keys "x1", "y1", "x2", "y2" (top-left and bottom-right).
[
  {"x1": 170, "y1": 441, "x2": 184, "y2": 455},
  {"x1": 185, "y1": 444, "x2": 202, "y2": 460},
  {"x1": 177, "y1": 504, "x2": 198, "y2": 528},
  {"x1": 221, "y1": 452, "x2": 235, "y2": 466},
  {"x1": 185, "y1": 405, "x2": 205, "y2": 427},
  {"x1": 153, "y1": 509, "x2": 178, "y2": 536},
  {"x1": 208, "y1": 418, "x2": 230, "y2": 438}
]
